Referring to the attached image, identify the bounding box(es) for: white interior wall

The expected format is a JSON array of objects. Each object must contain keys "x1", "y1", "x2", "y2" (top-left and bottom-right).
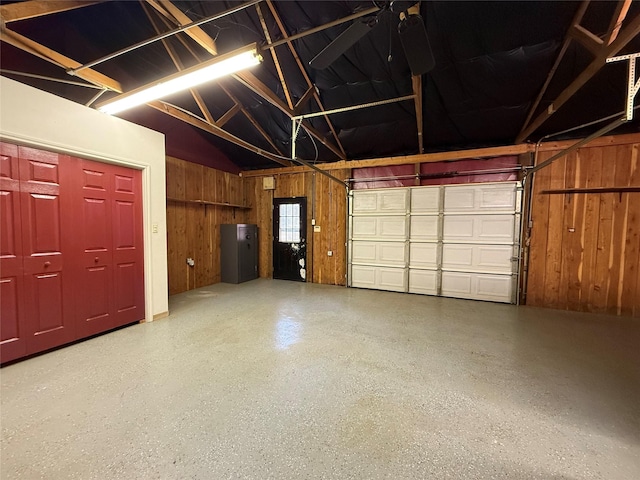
[{"x1": 0, "y1": 77, "x2": 168, "y2": 320}]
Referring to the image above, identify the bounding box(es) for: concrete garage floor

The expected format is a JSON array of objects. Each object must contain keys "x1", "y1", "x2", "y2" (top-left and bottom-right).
[{"x1": 1, "y1": 280, "x2": 639, "y2": 479}]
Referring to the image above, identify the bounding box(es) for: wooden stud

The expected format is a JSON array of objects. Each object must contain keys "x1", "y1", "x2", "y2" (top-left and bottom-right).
[{"x1": 412, "y1": 75, "x2": 424, "y2": 154}]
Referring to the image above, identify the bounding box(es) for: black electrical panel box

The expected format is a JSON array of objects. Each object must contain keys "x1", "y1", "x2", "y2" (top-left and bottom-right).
[{"x1": 220, "y1": 224, "x2": 258, "y2": 284}]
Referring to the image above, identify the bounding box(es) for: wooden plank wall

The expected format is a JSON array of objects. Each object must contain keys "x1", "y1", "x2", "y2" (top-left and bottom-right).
[
  {"x1": 526, "y1": 142, "x2": 640, "y2": 316},
  {"x1": 166, "y1": 156, "x2": 246, "y2": 295},
  {"x1": 244, "y1": 170, "x2": 349, "y2": 285}
]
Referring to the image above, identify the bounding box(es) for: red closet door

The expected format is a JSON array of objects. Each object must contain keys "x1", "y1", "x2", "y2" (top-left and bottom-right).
[
  {"x1": 110, "y1": 164, "x2": 144, "y2": 327},
  {"x1": 0, "y1": 143, "x2": 27, "y2": 363},
  {"x1": 75, "y1": 159, "x2": 115, "y2": 337},
  {"x1": 75, "y1": 160, "x2": 144, "y2": 335},
  {"x1": 18, "y1": 146, "x2": 75, "y2": 354}
]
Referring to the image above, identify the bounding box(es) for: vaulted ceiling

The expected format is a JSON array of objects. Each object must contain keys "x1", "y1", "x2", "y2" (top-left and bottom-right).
[{"x1": 1, "y1": 1, "x2": 639, "y2": 172}]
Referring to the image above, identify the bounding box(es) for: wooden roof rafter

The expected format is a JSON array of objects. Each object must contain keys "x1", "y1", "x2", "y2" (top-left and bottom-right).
[
  {"x1": 140, "y1": 0, "x2": 288, "y2": 161},
  {"x1": 265, "y1": 0, "x2": 347, "y2": 159},
  {"x1": 0, "y1": 0, "x2": 103, "y2": 23},
  {"x1": 516, "y1": 0, "x2": 640, "y2": 143},
  {"x1": 144, "y1": 0, "x2": 217, "y2": 55},
  {"x1": 255, "y1": 2, "x2": 294, "y2": 111},
  {"x1": 140, "y1": 0, "x2": 215, "y2": 124},
  {"x1": 0, "y1": 27, "x2": 123, "y2": 93}
]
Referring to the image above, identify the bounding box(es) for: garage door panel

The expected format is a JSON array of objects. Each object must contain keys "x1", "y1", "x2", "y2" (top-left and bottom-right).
[
  {"x1": 349, "y1": 182, "x2": 520, "y2": 304},
  {"x1": 444, "y1": 183, "x2": 517, "y2": 212},
  {"x1": 442, "y1": 244, "x2": 513, "y2": 273},
  {"x1": 441, "y1": 271, "x2": 512, "y2": 303},
  {"x1": 351, "y1": 265, "x2": 406, "y2": 292},
  {"x1": 378, "y1": 268, "x2": 407, "y2": 292},
  {"x1": 352, "y1": 241, "x2": 406, "y2": 266},
  {"x1": 443, "y1": 215, "x2": 515, "y2": 243},
  {"x1": 352, "y1": 189, "x2": 407, "y2": 214},
  {"x1": 411, "y1": 187, "x2": 440, "y2": 213},
  {"x1": 352, "y1": 216, "x2": 406, "y2": 240},
  {"x1": 410, "y1": 215, "x2": 439, "y2": 241},
  {"x1": 409, "y1": 243, "x2": 438, "y2": 268},
  {"x1": 409, "y1": 269, "x2": 438, "y2": 294}
]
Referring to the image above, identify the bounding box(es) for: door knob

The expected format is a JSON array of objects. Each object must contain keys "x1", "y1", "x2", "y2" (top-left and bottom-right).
[{"x1": 94, "y1": 257, "x2": 99, "y2": 263}]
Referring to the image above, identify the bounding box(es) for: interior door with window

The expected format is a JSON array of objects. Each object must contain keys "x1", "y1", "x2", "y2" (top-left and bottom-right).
[{"x1": 273, "y1": 198, "x2": 307, "y2": 281}]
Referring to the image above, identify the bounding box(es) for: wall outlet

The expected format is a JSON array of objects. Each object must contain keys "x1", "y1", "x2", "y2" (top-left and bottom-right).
[
  {"x1": 152, "y1": 223, "x2": 158, "y2": 233},
  {"x1": 314, "y1": 225, "x2": 321, "y2": 233},
  {"x1": 327, "y1": 250, "x2": 333, "y2": 257}
]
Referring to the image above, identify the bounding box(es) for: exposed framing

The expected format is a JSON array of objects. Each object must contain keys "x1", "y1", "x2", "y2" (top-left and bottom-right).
[{"x1": 517, "y1": 0, "x2": 640, "y2": 142}]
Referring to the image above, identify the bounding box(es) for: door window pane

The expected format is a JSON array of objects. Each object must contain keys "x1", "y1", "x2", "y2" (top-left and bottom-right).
[{"x1": 279, "y1": 202, "x2": 301, "y2": 243}]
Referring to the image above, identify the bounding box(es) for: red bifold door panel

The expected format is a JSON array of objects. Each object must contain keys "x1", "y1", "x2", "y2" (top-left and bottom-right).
[{"x1": 0, "y1": 142, "x2": 144, "y2": 364}]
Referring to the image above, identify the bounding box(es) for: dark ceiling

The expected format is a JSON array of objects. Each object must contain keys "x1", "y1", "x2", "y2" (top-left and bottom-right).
[{"x1": 1, "y1": 1, "x2": 639, "y2": 172}]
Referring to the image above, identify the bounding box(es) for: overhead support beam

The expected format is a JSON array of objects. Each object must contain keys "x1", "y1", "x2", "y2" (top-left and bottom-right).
[
  {"x1": 140, "y1": 0, "x2": 284, "y2": 159},
  {"x1": 0, "y1": 1, "x2": 102, "y2": 23},
  {"x1": 518, "y1": 0, "x2": 590, "y2": 139},
  {"x1": 569, "y1": 24, "x2": 603, "y2": 55},
  {"x1": 0, "y1": 28, "x2": 123, "y2": 92},
  {"x1": 220, "y1": 84, "x2": 285, "y2": 156},
  {"x1": 528, "y1": 116, "x2": 627, "y2": 174},
  {"x1": 215, "y1": 103, "x2": 241, "y2": 127},
  {"x1": 255, "y1": 3, "x2": 294, "y2": 110},
  {"x1": 146, "y1": 0, "x2": 217, "y2": 55},
  {"x1": 234, "y1": 70, "x2": 345, "y2": 160},
  {"x1": 292, "y1": 94, "x2": 415, "y2": 120},
  {"x1": 140, "y1": 0, "x2": 215, "y2": 124},
  {"x1": 293, "y1": 86, "x2": 316, "y2": 115},
  {"x1": 265, "y1": 0, "x2": 347, "y2": 157},
  {"x1": 516, "y1": 10, "x2": 640, "y2": 143},
  {"x1": 68, "y1": 0, "x2": 259, "y2": 75},
  {"x1": 263, "y1": 5, "x2": 380, "y2": 50},
  {"x1": 607, "y1": 0, "x2": 633, "y2": 45},
  {"x1": 149, "y1": 101, "x2": 292, "y2": 167},
  {"x1": 412, "y1": 75, "x2": 424, "y2": 154}
]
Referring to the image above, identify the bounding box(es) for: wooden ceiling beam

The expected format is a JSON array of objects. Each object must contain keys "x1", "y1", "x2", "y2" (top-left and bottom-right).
[
  {"x1": 144, "y1": 0, "x2": 217, "y2": 55},
  {"x1": 220, "y1": 84, "x2": 285, "y2": 156},
  {"x1": 143, "y1": 2, "x2": 285, "y2": 158},
  {"x1": 149, "y1": 101, "x2": 291, "y2": 167},
  {"x1": 255, "y1": 3, "x2": 294, "y2": 110},
  {"x1": 216, "y1": 103, "x2": 241, "y2": 127},
  {"x1": 294, "y1": 86, "x2": 315, "y2": 115},
  {"x1": 0, "y1": 1, "x2": 102, "y2": 23},
  {"x1": 234, "y1": 69, "x2": 346, "y2": 158},
  {"x1": 412, "y1": 75, "x2": 424, "y2": 154},
  {"x1": 569, "y1": 24, "x2": 603, "y2": 56},
  {"x1": 607, "y1": 0, "x2": 633, "y2": 45},
  {"x1": 140, "y1": 1, "x2": 215, "y2": 123},
  {"x1": 0, "y1": 27, "x2": 122, "y2": 92},
  {"x1": 516, "y1": 10, "x2": 640, "y2": 143},
  {"x1": 518, "y1": 0, "x2": 590, "y2": 140},
  {"x1": 242, "y1": 132, "x2": 640, "y2": 177},
  {"x1": 265, "y1": 0, "x2": 347, "y2": 158}
]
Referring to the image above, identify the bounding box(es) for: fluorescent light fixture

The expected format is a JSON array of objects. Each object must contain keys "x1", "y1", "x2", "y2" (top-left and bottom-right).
[{"x1": 97, "y1": 43, "x2": 262, "y2": 115}]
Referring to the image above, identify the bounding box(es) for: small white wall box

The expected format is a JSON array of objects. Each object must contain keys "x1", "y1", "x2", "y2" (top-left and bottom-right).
[{"x1": 263, "y1": 176, "x2": 275, "y2": 190}]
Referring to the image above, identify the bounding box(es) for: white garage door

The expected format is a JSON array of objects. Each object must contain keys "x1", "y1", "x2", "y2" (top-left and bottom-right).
[{"x1": 348, "y1": 182, "x2": 522, "y2": 303}]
